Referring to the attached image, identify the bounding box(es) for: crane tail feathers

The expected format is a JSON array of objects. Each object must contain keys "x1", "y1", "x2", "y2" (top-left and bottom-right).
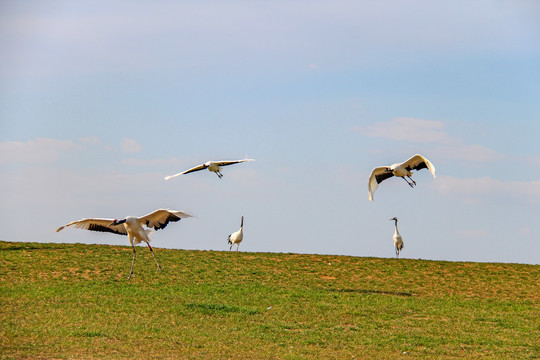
[{"x1": 145, "y1": 229, "x2": 155, "y2": 241}]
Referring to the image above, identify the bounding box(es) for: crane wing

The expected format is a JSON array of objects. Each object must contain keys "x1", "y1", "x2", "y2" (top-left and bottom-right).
[
  {"x1": 138, "y1": 209, "x2": 192, "y2": 231},
  {"x1": 402, "y1": 154, "x2": 436, "y2": 178},
  {"x1": 215, "y1": 158, "x2": 255, "y2": 167},
  {"x1": 56, "y1": 218, "x2": 127, "y2": 235},
  {"x1": 164, "y1": 163, "x2": 208, "y2": 180},
  {"x1": 368, "y1": 167, "x2": 394, "y2": 201}
]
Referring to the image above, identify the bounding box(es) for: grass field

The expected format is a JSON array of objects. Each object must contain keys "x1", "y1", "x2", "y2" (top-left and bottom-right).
[{"x1": 0, "y1": 241, "x2": 538, "y2": 359}]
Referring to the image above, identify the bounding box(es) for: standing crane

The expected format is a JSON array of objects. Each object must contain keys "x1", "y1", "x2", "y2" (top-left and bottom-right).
[
  {"x1": 165, "y1": 158, "x2": 255, "y2": 180},
  {"x1": 390, "y1": 217, "x2": 404, "y2": 258},
  {"x1": 227, "y1": 216, "x2": 244, "y2": 251},
  {"x1": 368, "y1": 154, "x2": 436, "y2": 201},
  {"x1": 56, "y1": 209, "x2": 192, "y2": 279}
]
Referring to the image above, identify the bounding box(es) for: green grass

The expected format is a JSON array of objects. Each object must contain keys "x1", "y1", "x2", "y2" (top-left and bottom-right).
[{"x1": 0, "y1": 241, "x2": 538, "y2": 359}]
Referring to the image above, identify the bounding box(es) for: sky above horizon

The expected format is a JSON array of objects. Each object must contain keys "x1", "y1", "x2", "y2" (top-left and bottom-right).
[{"x1": 1, "y1": 1, "x2": 539, "y2": 264}]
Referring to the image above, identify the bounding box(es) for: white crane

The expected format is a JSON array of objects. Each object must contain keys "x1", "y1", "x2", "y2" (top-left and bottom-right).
[
  {"x1": 227, "y1": 216, "x2": 244, "y2": 251},
  {"x1": 165, "y1": 158, "x2": 255, "y2": 180},
  {"x1": 390, "y1": 217, "x2": 404, "y2": 258},
  {"x1": 56, "y1": 209, "x2": 192, "y2": 279},
  {"x1": 368, "y1": 154, "x2": 436, "y2": 201}
]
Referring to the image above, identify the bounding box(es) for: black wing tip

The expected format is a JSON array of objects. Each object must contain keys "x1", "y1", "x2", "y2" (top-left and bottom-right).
[
  {"x1": 149, "y1": 213, "x2": 184, "y2": 231},
  {"x1": 375, "y1": 172, "x2": 394, "y2": 184},
  {"x1": 184, "y1": 168, "x2": 205, "y2": 174},
  {"x1": 88, "y1": 223, "x2": 127, "y2": 236}
]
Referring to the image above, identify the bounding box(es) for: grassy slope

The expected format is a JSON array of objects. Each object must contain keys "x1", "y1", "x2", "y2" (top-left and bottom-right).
[{"x1": 0, "y1": 241, "x2": 538, "y2": 359}]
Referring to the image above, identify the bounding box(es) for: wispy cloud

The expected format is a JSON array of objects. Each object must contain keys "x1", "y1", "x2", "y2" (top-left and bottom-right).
[
  {"x1": 0, "y1": 136, "x2": 148, "y2": 166},
  {"x1": 357, "y1": 118, "x2": 503, "y2": 162},
  {"x1": 0, "y1": 138, "x2": 80, "y2": 164},
  {"x1": 78, "y1": 136, "x2": 101, "y2": 145},
  {"x1": 122, "y1": 157, "x2": 185, "y2": 168},
  {"x1": 121, "y1": 138, "x2": 143, "y2": 153},
  {"x1": 431, "y1": 143, "x2": 501, "y2": 162},
  {"x1": 361, "y1": 118, "x2": 451, "y2": 143},
  {"x1": 3, "y1": 1, "x2": 536, "y2": 78},
  {"x1": 432, "y1": 175, "x2": 540, "y2": 202}
]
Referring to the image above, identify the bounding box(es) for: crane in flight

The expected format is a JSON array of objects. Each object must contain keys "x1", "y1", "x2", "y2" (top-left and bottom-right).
[
  {"x1": 368, "y1": 154, "x2": 436, "y2": 201},
  {"x1": 56, "y1": 209, "x2": 192, "y2": 279},
  {"x1": 165, "y1": 158, "x2": 255, "y2": 180}
]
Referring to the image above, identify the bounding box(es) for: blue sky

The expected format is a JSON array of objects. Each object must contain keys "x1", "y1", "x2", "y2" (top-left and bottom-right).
[{"x1": 1, "y1": 1, "x2": 539, "y2": 264}]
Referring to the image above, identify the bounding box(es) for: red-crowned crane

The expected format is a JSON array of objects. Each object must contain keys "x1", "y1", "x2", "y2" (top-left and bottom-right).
[
  {"x1": 56, "y1": 209, "x2": 192, "y2": 279},
  {"x1": 390, "y1": 217, "x2": 404, "y2": 258},
  {"x1": 368, "y1": 154, "x2": 436, "y2": 201},
  {"x1": 165, "y1": 158, "x2": 255, "y2": 180},
  {"x1": 227, "y1": 216, "x2": 244, "y2": 251}
]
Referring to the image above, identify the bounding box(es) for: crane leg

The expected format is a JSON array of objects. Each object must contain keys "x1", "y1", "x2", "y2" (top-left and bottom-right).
[
  {"x1": 147, "y1": 243, "x2": 161, "y2": 273},
  {"x1": 407, "y1": 176, "x2": 417, "y2": 186},
  {"x1": 128, "y1": 245, "x2": 137, "y2": 280},
  {"x1": 401, "y1": 177, "x2": 414, "y2": 188},
  {"x1": 217, "y1": 171, "x2": 223, "y2": 179}
]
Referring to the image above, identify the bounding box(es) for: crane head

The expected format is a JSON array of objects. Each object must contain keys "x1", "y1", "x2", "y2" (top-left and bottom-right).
[
  {"x1": 110, "y1": 219, "x2": 126, "y2": 226},
  {"x1": 389, "y1": 217, "x2": 398, "y2": 221}
]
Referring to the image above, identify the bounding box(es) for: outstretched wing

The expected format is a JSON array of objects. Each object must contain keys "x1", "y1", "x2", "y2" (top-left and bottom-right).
[
  {"x1": 164, "y1": 163, "x2": 208, "y2": 180},
  {"x1": 402, "y1": 154, "x2": 436, "y2": 178},
  {"x1": 56, "y1": 218, "x2": 127, "y2": 235},
  {"x1": 138, "y1": 209, "x2": 192, "y2": 231},
  {"x1": 368, "y1": 167, "x2": 394, "y2": 201},
  {"x1": 215, "y1": 158, "x2": 255, "y2": 167}
]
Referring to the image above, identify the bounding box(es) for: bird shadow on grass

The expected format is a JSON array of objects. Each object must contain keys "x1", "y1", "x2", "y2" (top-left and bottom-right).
[{"x1": 327, "y1": 288, "x2": 413, "y2": 297}]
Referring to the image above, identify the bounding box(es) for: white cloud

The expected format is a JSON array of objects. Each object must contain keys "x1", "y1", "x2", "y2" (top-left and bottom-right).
[
  {"x1": 432, "y1": 175, "x2": 540, "y2": 201},
  {"x1": 431, "y1": 143, "x2": 502, "y2": 162},
  {"x1": 122, "y1": 157, "x2": 186, "y2": 168},
  {"x1": 358, "y1": 117, "x2": 503, "y2": 162},
  {"x1": 121, "y1": 138, "x2": 143, "y2": 153},
  {"x1": 0, "y1": 138, "x2": 80, "y2": 164},
  {"x1": 79, "y1": 136, "x2": 101, "y2": 145},
  {"x1": 2, "y1": 1, "x2": 537, "y2": 77},
  {"x1": 523, "y1": 155, "x2": 540, "y2": 168},
  {"x1": 361, "y1": 118, "x2": 451, "y2": 143}
]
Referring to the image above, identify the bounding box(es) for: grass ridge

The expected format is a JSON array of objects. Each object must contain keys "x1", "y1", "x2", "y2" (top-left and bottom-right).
[{"x1": 1, "y1": 241, "x2": 538, "y2": 359}]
